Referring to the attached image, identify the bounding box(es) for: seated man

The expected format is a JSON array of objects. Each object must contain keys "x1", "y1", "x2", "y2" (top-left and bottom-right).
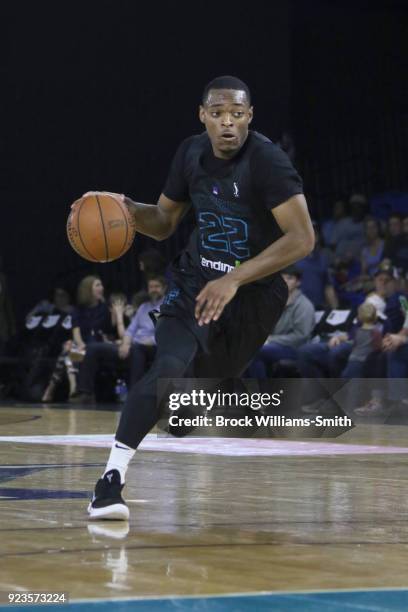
[
  {"x1": 248, "y1": 266, "x2": 315, "y2": 378},
  {"x1": 71, "y1": 276, "x2": 166, "y2": 403},
  {"x1": 297, "y1": 266, "x2": 400, "y2": 383},
  {"x1": 384, "y1": 298, "x2": 408, "y2": 409},
  {"x1": 384, "y1": 300, "x2": 408, "y2": 377},
  {"x1": 331, "y1": 196, "x2": 366, "y2": 262},
  {"x1": 354, "y1": 296, "x2": 408, "y2": 416}
]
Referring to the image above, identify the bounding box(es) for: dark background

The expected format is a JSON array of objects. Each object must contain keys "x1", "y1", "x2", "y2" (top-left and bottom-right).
[{"x1": 3, "y1": 0, "x2": 408, "y2": 323}]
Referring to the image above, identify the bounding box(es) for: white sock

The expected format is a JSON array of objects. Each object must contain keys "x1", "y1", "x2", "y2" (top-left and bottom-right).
[{"x1": 103, "y1": 440, "x2": 136, "y2": 484}]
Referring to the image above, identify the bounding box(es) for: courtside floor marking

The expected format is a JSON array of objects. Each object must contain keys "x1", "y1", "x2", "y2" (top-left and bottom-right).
[{"x1": 1, "y1": 434, "x2": 408, "y2": 456}]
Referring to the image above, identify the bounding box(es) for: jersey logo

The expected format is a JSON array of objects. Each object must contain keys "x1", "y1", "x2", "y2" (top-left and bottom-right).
[
  {"x1": 212, "y1": 185, "x2": 219, "y2": 196},
  {"x1": 233, "y1": 182, "x2": 239, "y2": 198},
  {"x1": 201, "y1": 256, "x2": 234, "y2": 273},
  {"x1": 199, "y1": 212, "x2": 250, "y2": 258}
]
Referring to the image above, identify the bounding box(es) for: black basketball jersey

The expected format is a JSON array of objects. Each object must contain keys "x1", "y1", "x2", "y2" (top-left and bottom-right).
[{"x1": 163, "y1": 130, "x2": 303, "y2": 284}]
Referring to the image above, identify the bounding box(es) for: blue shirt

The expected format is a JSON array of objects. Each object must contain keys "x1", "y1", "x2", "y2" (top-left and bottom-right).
[
  {"x1": 125, "y1": 298, "x2": 164, "y2": 345},
  {"x1": 296, "y1": 250, "x2": 332, "y2": 308}
]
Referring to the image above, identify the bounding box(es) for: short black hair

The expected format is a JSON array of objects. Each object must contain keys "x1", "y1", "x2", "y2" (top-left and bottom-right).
[{"x1": 202, "y1": 75, "x2": 251, "y2": 105}]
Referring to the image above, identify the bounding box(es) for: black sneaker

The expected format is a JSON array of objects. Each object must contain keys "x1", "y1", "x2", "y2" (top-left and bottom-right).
[{"x1": 87, "y1": 469, "x2": 129, "y2": 520}]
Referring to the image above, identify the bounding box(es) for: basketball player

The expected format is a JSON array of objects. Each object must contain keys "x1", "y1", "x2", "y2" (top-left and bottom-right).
[{"x1": 87, "y1": 76, "x2": 315, "y2": 519}]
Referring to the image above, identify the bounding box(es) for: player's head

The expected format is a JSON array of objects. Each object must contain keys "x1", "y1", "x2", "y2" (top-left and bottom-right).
[{"x1": 199, "y1": 75, "x2": 253, "y2": 159}]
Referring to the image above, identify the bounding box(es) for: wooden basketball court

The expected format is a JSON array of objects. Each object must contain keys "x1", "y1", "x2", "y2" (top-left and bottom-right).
[{"x1": 0, "y1": 403, "x2": 408, "y2": 611}]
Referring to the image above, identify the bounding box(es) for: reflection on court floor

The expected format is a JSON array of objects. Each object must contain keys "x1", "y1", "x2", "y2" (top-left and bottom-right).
[{"x1": 2, "y1": 432, "x2": 408, "y2": 456}]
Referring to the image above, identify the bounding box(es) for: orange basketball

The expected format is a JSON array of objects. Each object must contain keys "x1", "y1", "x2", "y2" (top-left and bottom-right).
[{"x1": 67, "y1": 193, "x2": 136, "y2": 262}]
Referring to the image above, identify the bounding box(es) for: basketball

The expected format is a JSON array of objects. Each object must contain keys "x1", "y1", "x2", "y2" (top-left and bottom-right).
[{"x1": 67, "y1": 193, "x2": 136, "y2": 262}]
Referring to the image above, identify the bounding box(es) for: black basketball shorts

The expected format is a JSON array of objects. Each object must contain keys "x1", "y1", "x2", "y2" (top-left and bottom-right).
[{"x1": 158, "y1": 252, "x2": 288, "y2": 378}]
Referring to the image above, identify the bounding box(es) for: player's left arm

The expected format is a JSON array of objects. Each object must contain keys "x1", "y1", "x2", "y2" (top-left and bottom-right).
[{"x1": 195, "y1": 194, "x2": 314, "y2": 326}]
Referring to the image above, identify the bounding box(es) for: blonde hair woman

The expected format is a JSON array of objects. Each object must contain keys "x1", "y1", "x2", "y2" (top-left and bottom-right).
[{"x1": 72, "y1": 276, "x2": 109, "y2": 350}]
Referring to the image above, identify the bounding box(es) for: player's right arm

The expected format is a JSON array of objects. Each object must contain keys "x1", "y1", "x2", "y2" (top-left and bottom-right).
[
  {"x1": 124, "y1": 194, "x2": 190, "y2": 241},
  {"x1": 77, "y1": 191, "x2": 189, "y2": 241}
]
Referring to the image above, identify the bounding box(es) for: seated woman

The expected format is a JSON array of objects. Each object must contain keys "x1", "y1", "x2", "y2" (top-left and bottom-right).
[
  {"x1": 70, "y1": 276, "x2": 166, "y2": 404},
  {"x1": 71, "y1": 276, "x2": 112, "y2": 350}
]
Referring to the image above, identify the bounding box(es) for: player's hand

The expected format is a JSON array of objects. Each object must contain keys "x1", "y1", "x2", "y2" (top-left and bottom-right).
[
  {"x1": 195, "y1": 276, "x2": 239, "y2": 326},
  {"x1": 118, "y1": 343, "x2": 131, "y2": 360}
]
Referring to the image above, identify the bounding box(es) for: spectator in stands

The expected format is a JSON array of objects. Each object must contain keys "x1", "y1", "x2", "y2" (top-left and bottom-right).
[
  {"x1": 334, "y1": 253, "x2": 396, "y2": 312},
  {"x1": 331, "y1": 195, "x2": 366, "y2": 262},
  {"x1": 354, "y1": 295, "x2": 408, "y2": 416},
  {"x1": 297, "y1": 329, "x2": 352, "y2": 382},
  {"x1": 124, "y1": 290, "x2": 149, "y2": 321},
  {"x1": 0, "y1": 255, "x2": 16, "y2": 356},
  {"x1": 377, "y1": 265, "x2": 405, "y2": 334},
  {"x1": 297, "y1": 265, "x2": 401, "y2": 392},
  {"x1": 27, "y1": 287, "x2": 73, "y2": 319},
  {"x1": 384, "y1": 215, "x2": 408, "y2": 275},
  {"x1": 108, "y1": 292, "x2": 130, "y2": 342},
  {"x1": 341, "y1": 302, "x2": 382, "y2": 379},
  {"x1": 337, "y1": 302, "x2": 383, "y2": 414},
  {"x1": 247, "y1": 267, "x2": 315, "y2": 378},
  {"x1": 364, "y1": 267, "x2": 393, "y2": 320},
  {"x1": 41, "y1": 276, "x2": 111, "y2": 403},
  {"x1": 322, "y1": 199, "x2": 348, "y2": 248},
  {"x1": 70, "y1": 276, "x2": 167, "y2": 404},
  {"x1": 339, "y1": 268, "x2": 405, "y2": 417},
  {"x1": 138, "y1": 249, "x2": 167, "y2": 287},
  {"x1": 296, "y1": 225, "x2": 338, "y2": 309},
  {"x1": 332, "y1": 254, "x2": 362, "y2": 309},
  {"x1": 383, "y1": 301, "x2": 408, "y2": 406},
  {"x1": 71, "y1": 276, "x2": 112, "y2": 351},
  {"x1": 360, "y1": 217, "x2": 384, "y2": 277},
  {"x1": 385, "y1": 213, "x2": 402, "y2": 244}
]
